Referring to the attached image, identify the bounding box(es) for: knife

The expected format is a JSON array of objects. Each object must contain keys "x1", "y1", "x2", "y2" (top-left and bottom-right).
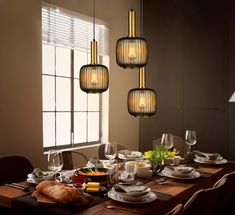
[{"x1": 5, "y1": 183, "x2": 32, "y2": 191}]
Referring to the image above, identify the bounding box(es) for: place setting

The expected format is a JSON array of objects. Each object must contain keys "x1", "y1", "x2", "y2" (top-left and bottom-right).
[
  {"x1": 193, "y1": 151, "x2": 228, "y2": 165},
  {"x1": 108, "y1": 182, "x2": 157, "y2": 204},
  {"x1": 161, "y1": 165, "x2": 200, "y2": 180}
]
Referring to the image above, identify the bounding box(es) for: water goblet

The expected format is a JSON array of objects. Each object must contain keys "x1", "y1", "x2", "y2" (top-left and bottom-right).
[
  {"x1": 185, "y1": 130, "x2": 197, "y2": 152},
  {"x1": 48, "y1": 150, "x2": 64, "y2": 181},
  {"x1": 104, "y1": 142, "x2": 117, "y2": 165},
  {"x1": 124, "y1": 161, "x2": 136, "y2": 180},
  {"x1": 161, "y1": 133, "x2": 174, "y2": 149}
]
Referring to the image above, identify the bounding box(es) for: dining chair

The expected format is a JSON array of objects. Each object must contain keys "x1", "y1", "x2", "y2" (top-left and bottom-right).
[
  {"x1": 165, "y1": 203, "x2": 184, "y2": 215},
  {"x1": 152, "y1": 135, "x2": 189, "y2": 157},
  {"x1": 0, "y1": 155, "x2": 34, "y2": 185},
  {"x1": 182, "y1": 176, "x2": 227, "y2": 215},
  {"x1": 97, "y1": 143, "x2": 128, "y2": 160},
  {"x1": 62, "y1": 151, "x2": 89, "y2": 170},
  {"x1": 212, "y1": 170, "x2": 235, "y2": 214}
]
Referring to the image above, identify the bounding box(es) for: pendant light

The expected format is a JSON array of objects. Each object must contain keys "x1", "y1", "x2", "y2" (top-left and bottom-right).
[
  {"x1": 116, "y1": 8, "x2": 148, "y2": 69},
  {"x1": 127, "y1": 0, "x2": 157, "y2": 117},
  {"x1": 128, "y1": 67, "x2": 157, "y2": 117},
  {"x1": 79, "y1": 0, "x2": 109, "y2": 93}
]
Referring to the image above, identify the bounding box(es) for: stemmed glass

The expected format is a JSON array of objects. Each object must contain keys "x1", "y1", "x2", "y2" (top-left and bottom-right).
[
  {"x1": 104, "y1": 142, "x2": 117, "y2": 165},
  {"x1": 124, "y1": 161, "x2": 136, "y2": 180},
  {"x1": 185, "y1": 130, "x2": 197, "y2": 152},
  {"x1": 48, "y1": 150, "x2": 64, "y2": 181},
  {"x1": 161, "y1": 133, "x2": 174, "y2": 149}
]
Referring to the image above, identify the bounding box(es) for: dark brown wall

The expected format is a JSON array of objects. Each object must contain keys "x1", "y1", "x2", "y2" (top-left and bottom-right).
[{"x1": 140, "y1": 0, "x2": 235, "y2": 160}]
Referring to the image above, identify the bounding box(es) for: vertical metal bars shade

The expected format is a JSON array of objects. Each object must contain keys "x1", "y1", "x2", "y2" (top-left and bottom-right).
[
  {"x1": 127, "y1": 0, "x2": 157, "y2": 117},
  {"x1": 116, "y1": 10, "x2": 148, "y2": 68},
  {"x1": 128, "y1": 67, "x2": 157, "y2": 117},
  {"x1": 79, "y1": 0, "x2": 109, "y2": 93}
]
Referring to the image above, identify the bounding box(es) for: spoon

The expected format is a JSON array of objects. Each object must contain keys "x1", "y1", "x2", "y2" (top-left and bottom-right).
[{"x1": 106, "y1": 205, "x2": 138, "y2": 213}]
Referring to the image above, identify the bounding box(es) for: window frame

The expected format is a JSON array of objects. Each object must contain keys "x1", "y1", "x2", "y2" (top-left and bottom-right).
[{"x1": 42, "y1": 3, "x2": 108, "y2": 151}]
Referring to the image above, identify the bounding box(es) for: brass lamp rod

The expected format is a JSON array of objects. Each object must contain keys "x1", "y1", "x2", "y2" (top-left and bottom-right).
[
  {"x1": 91, "y1": 0, "x2": 97, "y2": 64},
  {"x1": 139, "y1": 67, "x2": 146, "y2": 88},
  {"x1": 91, "y1": 39, "x2": 97, "y2": 64},
  {"x1": 128, "y1": 9, "x2": 136, "y2": 37}
]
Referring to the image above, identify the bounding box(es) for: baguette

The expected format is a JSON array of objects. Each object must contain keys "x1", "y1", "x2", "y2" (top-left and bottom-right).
[{"x1": 36, "y1": 180, "x2": 88, "y2": 205}]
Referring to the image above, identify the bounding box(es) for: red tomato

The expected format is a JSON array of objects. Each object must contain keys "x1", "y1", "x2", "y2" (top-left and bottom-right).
[{"x1": 70, "y1": 175, "x2": 85, "y2": 183}]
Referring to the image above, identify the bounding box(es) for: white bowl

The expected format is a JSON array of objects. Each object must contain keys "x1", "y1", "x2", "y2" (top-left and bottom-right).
[{"x1": 111, "y1": 187, "x2": 151, "y2": 202}]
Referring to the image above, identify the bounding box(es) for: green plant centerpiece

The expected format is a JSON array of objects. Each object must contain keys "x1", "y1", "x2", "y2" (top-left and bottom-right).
[{"x1": 144, "y1": 144, "x2": 176, "y2": 174}]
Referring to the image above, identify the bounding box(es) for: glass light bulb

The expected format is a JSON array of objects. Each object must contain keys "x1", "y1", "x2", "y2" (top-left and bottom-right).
[
  {"x1": 128, "y1": 43, "x2": 137, "y2": 59},
  {"x1": 139, "y1": 96, "x2": 146, "y2": 109},
  {"x1": 90, "y1": 73, "x2": 98, "y2": 85}
]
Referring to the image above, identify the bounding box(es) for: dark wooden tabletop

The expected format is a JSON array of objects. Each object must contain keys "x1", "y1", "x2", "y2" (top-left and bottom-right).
[{"x1": 0, "y1": 162, "x2": 234, "y2": 215}]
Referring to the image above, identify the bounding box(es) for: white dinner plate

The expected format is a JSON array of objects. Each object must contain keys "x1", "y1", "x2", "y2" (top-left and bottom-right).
[
  {"x1": 194, "y1": 157, "x2": 228, "y2": 165},
  {"x1": 108, "y1": 190, "x2": 157, "y2": 204},
  {"x1": 161, "y1": 169, "x2": 200, "y2": 180}
]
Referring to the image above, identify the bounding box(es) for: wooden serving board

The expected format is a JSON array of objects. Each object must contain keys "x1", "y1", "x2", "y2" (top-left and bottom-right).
[{"x1": 32, "y1": 191, "x2": 57, "y2": 205}]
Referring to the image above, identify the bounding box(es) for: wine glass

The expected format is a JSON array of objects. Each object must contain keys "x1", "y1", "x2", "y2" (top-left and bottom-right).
[
  {"x1": 125, "y1": 161, "x2": 136, "y2": 180},
  {"x1": 185, "y1": 130, "x2": 197, "y2": 152},
  {"x1": 48, "y1": 150, "x2": 64, "y2": 181},
  {"x1": 104, "y1": 142, "x2": 117, "y2": 165},
  {"x1": 161, "y1": 133, "x2": 174, "y2": 149}
]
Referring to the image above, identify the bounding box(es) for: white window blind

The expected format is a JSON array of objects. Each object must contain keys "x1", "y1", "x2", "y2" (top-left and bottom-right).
[{"x1": 42, "y1": 2, "x2": 109, "y2": 56}]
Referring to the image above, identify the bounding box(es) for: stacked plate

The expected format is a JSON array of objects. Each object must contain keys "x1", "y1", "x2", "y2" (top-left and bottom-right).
[
  {"x1": 118, "y1": 150, "x2": 144, "y2": 160},
  {"x1": 194, "y1": 152, "x2": 228, "y2": 165},
  {"x1": 108, "y1": 183, "x2": 157, "y2": 204},
  {"x1": 162, "y1": 166, "x2": 200, "y2": 179},
  {"x1": 27, "y1": 168, "x2": 54, "y2": 184}
]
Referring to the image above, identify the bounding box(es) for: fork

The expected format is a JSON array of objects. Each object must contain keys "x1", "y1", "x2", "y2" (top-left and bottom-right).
[{"x1": 106, "y1": 205, "x2": 138, "y2": 213}]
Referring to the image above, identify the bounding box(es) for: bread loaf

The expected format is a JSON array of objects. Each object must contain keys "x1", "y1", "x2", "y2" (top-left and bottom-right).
[{"x1": 36, "y1": 180, "x2": 88, "y2": 205}]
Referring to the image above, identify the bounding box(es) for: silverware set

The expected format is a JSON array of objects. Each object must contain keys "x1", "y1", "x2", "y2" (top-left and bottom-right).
[{"x1": 5, "y1": 183, "x2": 34, "y2": 192}]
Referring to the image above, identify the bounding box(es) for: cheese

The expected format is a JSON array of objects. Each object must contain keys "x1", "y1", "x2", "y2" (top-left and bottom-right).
[
  {"x1": 86, "y1": 187, "x2": 100, "y2": 192},
  {"x1": 86, "y1": 182, "x2": 100, "y2": 188}
]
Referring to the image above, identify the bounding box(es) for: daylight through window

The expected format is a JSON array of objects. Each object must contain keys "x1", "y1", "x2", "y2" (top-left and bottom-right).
[{"x1": 42, "y1": 3, "x2": 109, "y2": 150}]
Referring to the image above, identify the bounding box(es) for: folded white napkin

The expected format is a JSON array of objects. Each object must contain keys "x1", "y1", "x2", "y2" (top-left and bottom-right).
[
  {"x1": 119, "y1": 150, "x2": 142, "y2": 158},
  {"x1": 165, "y1": 166, "x2": 195, "y2": 177},
  {"x1": 28, "y1": 168, "x2": 54, "y2": 181}
]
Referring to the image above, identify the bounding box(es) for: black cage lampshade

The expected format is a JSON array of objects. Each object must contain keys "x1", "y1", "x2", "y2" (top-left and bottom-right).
[
  {"x1": 116, "y1": 10, "x2": 148, "y2": 69},
  {"x1": 79, "y1": 0, "x2": 109, "y2": 93},
  {"x1": 127, "y1": 67, "x2": 157, "y2": 117},
  {"x1": 80, "y1": 64, "x2": 109, "y2": 93},
  {"x1": 80, "y1": 40, "x2": 109, "y2": 93}
]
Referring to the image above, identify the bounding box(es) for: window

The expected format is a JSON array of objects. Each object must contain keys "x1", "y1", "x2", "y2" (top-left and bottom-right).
[{"x1": 42, "y1": 3, "x2": 109, "y2": 150}]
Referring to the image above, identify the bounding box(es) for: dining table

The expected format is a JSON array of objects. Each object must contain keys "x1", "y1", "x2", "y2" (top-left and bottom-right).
[{"x1": 0, "y1": 161, "x2": 235, "y2": 215}]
